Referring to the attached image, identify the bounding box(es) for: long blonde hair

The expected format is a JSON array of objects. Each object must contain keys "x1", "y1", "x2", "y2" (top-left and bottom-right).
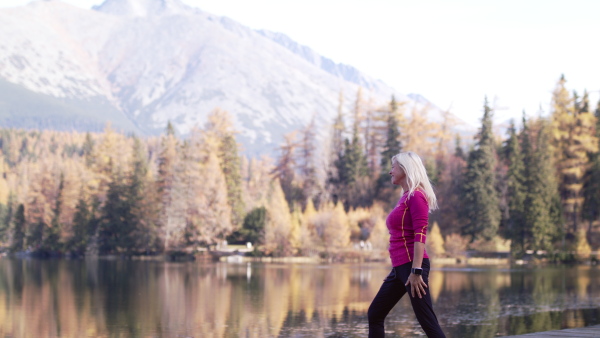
[{"x1": 391, "y1": 151, "x2": 438, "y2": 211}]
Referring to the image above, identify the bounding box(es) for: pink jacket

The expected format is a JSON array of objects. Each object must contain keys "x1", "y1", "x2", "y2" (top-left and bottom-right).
[{"x1": 386, "y1": 190, "x2": 429, "y2": 267}]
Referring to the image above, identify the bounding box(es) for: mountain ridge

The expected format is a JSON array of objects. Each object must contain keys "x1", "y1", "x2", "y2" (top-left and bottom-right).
[{"x1": 0, "y1": 0, "x2": 457, "y2": 155}]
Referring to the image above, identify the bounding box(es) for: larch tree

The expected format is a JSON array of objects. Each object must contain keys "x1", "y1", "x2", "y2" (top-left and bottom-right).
[
  {"x1": 461, "y1": 99, "x2": 501, "y2": 242},
  {"x1": 325, "y1": 202, "x2": 351, "y2": 250},
  {"x1": 550, "y1": 76, "x2": 599, "y2": 232},
  {"x1": 197, "y1": 152, "x2": 232, "y2": 245},
  {"x1": 203, "y1": 109, "x2": 245, "y2": 228},
  {"x1": 157, "y1": 126, "x2": 186, "y2": 251},
  {"x1": 272, "y1": 131, "x2": 300, "y2": 208},
  {"x1": 298, "y1": 117, "x2": 320, "y2": 208},
  {"x1": 264, "y1": 179, "x2": 292, "y2": 256}
]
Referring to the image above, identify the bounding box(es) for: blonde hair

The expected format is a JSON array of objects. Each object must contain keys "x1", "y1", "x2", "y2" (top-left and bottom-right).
[{"x1": 391, "y1": 151, "x2": 438, "y2": 211}]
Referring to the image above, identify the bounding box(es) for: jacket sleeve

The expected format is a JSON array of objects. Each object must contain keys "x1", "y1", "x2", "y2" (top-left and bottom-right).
[{"x1": 409, "y1": 191, "x2": 429, "y2": 243}]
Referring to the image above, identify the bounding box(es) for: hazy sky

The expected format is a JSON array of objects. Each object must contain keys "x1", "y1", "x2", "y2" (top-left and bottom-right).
[{"x1": 3, "y1": 0, "x2": 600, "y2": 127}]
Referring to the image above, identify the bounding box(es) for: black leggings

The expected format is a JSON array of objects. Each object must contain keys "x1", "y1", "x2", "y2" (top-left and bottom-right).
[{"x1": 368, "y1": 259, "x2": 446, "y2": 337}]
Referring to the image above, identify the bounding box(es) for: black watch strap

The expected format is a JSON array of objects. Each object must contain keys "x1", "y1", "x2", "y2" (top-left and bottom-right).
[{"x1": 411, "y1": 267, "x2": 423, "y2": 275}]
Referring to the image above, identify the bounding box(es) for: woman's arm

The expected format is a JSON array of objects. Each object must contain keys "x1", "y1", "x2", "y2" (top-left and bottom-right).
[
  {"x1": 405, "y1": 191, "x2": 429, "y2": 298},
  {"x1": 405, "y1": 242, "x2": 427, "y2": 298}
]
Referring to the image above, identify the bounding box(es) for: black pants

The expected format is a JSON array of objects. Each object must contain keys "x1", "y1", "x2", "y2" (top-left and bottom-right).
[{"x1": 368, "y1": 259, "x2": 446, "y2": 337}]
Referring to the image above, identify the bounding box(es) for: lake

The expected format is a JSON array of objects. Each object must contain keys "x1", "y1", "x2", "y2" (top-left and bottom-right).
[{"x1": 0, "y1": 258, "x2": 598, "y2": 337}]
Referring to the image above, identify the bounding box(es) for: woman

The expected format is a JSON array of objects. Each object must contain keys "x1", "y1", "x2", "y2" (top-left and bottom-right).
[{"x1": 368, "y1": 151, "x2": 446, "y2": 338}]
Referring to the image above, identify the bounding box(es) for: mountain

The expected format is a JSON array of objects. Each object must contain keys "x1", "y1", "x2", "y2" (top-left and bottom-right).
[{"x1": 0, "y1": 0, "x2": 442, "y2": 155}]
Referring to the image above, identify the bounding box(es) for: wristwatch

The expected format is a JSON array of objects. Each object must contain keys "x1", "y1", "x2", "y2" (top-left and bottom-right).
[{"x1": 411, "y1": 267, "x2": 423, "y2": 275}]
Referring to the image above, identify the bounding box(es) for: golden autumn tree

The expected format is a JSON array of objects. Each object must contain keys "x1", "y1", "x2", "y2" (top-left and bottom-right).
[
  {"x1": 264, "y1": 179, "x2": 292, "y2": 256},
  {"x1": 550, "y1": 76, "x2": 599, "y2": 232}
]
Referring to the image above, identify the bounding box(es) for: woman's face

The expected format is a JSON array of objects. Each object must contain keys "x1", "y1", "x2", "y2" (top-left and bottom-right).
[{"x1": 389, "y1": 161, "x2": 405, "y2": 185}]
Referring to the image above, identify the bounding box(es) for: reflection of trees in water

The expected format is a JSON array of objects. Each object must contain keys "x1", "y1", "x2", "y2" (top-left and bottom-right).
[{"x1": 0, "y1": 261, "x2": 599, "y2": 337}]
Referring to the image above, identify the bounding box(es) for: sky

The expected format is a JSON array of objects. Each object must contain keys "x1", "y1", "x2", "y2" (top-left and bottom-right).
[{"x1": 3, "y1": 0, "x2": 600, "y2": 128}]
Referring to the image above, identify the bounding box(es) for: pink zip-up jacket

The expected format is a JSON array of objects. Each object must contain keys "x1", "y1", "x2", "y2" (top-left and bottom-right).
[{"x1": 386, "y1": 190, "x2": 429, "y2": 267}]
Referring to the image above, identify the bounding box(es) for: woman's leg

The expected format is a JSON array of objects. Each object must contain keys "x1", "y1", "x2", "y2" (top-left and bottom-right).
[
  {"x1": 368, "y1": 266, "x2": 407, "y2": 338},
  {"x1": 397, "y1": 259, "x2": 446, "y2": 338}
]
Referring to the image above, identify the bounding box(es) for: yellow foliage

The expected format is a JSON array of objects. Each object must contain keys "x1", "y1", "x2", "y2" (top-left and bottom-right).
[
  {"x1": 444, "y1": 233, "x2": 469, "y2": 257},
  {"x1": 289, "y1": 207, "x2": 302, "y2": 251},
  {"x1": 575, "y1": 229, "x2": 591, "y2": 258},
  {"x1": 368, "y1": 218, "x2": 389, "y2": 250},
  {"x1": 426, "y1": 222, "x2": 445, "y2": 257},
  {"x1": 264, "y1": 179, "x2": 292, "y2": 256}
]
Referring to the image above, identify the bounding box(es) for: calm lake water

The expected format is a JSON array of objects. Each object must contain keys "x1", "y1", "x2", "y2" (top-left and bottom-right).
[{"x1": 0, "y1": 258, "x2": 599, "y2": 338}]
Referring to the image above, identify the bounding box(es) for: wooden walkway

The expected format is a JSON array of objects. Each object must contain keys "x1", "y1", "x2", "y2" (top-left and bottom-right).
[{"x1": 504, "y1": 324, "x2": 600, "y2": 337}]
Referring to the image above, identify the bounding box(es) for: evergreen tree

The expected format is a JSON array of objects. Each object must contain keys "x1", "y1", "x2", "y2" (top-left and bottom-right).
[
  {"x1": 0, "y1": 193, "x2": 14, "y2": 246},
  {"x1": 454, "y1": 134, "x2": 466, "y2": 160},
  {"x1": 524, "y1": 119, "x2": 563, "y2": 251},
  {"x1": 69, "y1": 194, "x2": 91, "y2": 254},
  {"x1": 43, "y1": 173, "x2": 64, "y2": 252},
  {"x1": 98, "y1": 171, "x2": 132, "y2": 253},
  {"x1": 227, "y1": 206, "x2": 266, "y2": 245},
  {"x1": 10, "y1": 204, "x2": 25, "y2": 253},
  {"x1": 82, "y1": 132, "x2": 94, "y2": 167},
  {"x1": 461, "y1": 99, "x2": 500, "y2": 241},
  {"x1": 327, "y1": 92, "x2": 347, "y2": 204},
  {"x1": 127, "y1": 137, "x2": 158, "y2": 252},
  {"x1": 337, "y1": 125, "x2": 369, "y2": 208},
  {"x1": 581, "y1": 98, "x2": 600, "y2": 231},
  {"x1": 504, "y1": 119, "x2": 527, "y2": 255},
  {"x1": 377, "y1": 96, "x2": 402, "y2": 200},
  {"x1": 220, "y1": 133, "x2": 245, "y2": 226}
]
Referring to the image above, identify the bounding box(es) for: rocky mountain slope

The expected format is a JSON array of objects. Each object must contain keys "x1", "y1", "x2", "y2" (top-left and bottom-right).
[{"x1": 0, "y1": 0, "x2": 440, "y2": 155}]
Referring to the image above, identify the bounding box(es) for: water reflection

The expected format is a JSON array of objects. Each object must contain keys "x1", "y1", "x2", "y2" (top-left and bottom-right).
[{"x1": 0, "y1": 259, "x2": 598, "y2": 337}]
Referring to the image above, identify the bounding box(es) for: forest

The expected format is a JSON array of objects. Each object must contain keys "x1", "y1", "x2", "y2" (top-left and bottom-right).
[{"x1": 0, "y1": 75, "x2": 597, "y2": 260}]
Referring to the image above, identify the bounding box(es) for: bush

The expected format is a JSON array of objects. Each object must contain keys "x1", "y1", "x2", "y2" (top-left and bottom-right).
[{"x1": 444, "y1": 233, "x2": 468, "y2": 257}]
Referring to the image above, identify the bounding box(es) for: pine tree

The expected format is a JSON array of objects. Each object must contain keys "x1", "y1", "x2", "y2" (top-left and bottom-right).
[
  {"x1": 461, "y1": 99, "x2": 500, "y2": 241},
  {"x1": 10, "y1": 204, "x2": 25, "y2": 253},
  {"x1": 504, "y1": 119, "x2": 527, "y2": 255},
  {"x1": 581, "y1": 98, "x2": 600, "y2": 231},
  {"x1": 82, "y1": 132, "x2": 94, "y2": 167},
  {"x1": 377, "y1": 96, "x2": 402, "y2": 201},
  {"x1": 69, "y1": 194, "x2": 91, "y2": 254},
  {"x1": 98, "y1": 171, "x2": 131, "y2": 253},
  {"x1": 44, "y1": 173, "x2": 64, "y2": 252},
  {"x1": 220, "y1": 133, "x2": 245, "y2": 226},
  {"x1": 127, "y1": 137, "x2": 158, "y2": 252},
  {"x1": 524, "y1": 119, "x2": 563, "y2": 251},
  {"x1": 454, "y1": 134, "x2": 466, "y2": 160},
  {"x1": 238, "y1": 206, "x2": 266, "y2": 245},
  {"x1": 327, "y1": 92, "x2": 347, "y2": 204}
]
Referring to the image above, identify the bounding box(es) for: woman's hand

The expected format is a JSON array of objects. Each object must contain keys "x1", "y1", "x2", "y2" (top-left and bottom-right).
[{"x1": 405, "y1": 273, "x2": 427, "y2": 298}]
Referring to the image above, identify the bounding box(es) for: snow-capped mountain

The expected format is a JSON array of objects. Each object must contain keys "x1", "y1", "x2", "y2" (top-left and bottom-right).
[{"x1": 0, "y1": 0, "x2": 438, "y2": 155}]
